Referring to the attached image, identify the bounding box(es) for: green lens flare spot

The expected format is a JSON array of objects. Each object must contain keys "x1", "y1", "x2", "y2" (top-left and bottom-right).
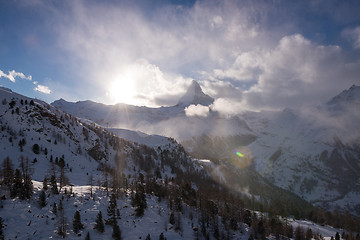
[{"x1": 236, "y1": 151, "x2": 244, "y2": 157}]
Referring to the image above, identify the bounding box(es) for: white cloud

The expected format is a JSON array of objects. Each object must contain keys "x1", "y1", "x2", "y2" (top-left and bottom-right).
[
  {"x1": 202, "y1": 80, "x2": 242, "y2": 100},
  {"x1": 207, "y1": 34, "x2": 360, "y2": 113},
  {"x1": 34, "y1": 84, "x2": 51, "y2": 94},
  {"x1": 210, "y1": 98, "x2": 248, "y2": 116},
  {"x1": 185, "y1": 104, "x2": 210, "y2": 117},
  {"x1": 342, "y1": 26, "x2": 360, "y2": 49},
  {"x1": 53, "y1": 0, "x2": 267, "y2": 107},
  {"x1": 0, "y1": 69, "x2": 32, "y2": 82},
  {"x1": 47, "y1": 1, "x2": 360, "y2": 110},
  {"x1": 242, "y1": 34, "x2": 357, "y2": 110},
  {"x1": 107, "y1": 59, "x2": 190, "y2": 106},
  {"x1": 210, "y1": 50, "x2": 264, "y2": 82}
]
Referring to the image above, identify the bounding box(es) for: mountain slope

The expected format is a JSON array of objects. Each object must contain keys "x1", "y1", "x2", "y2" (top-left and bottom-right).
[
  {"x1": 51, "y1": 84, "x2": 360, "y2": 216},
  {"x1": 0, "y1": 87, "x2": 218, "y2": 238},
  {"x1": 5, "y1": 87, "x2": 348, "y2": 239},
  {"x1": 241, "y1": 86, "x2": 360, "y2": 214}
]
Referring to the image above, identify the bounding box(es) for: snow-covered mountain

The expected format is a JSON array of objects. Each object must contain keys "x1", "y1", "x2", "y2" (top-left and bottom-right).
[
  {"x1": 242, "y1": 86, "x2": 360, "y2": 214},
  {"x1": 0, "y1": 86, "x2": 217, "y2": 239},
  {"x1": 52, "y1": 83, "x2": 360, "y2": 216},
  {"x1": 327, "y1": 84, "x2": 360, "y2": 107},
  {"x1": 177, "y1": 80, "x2": 214, "y2": 106},
  {"x1": 4, "y1": 86, "x2": 349, "y2": 239},
  {"x1": 52, "y1": 81, "x2": 251, "y2": 141}
]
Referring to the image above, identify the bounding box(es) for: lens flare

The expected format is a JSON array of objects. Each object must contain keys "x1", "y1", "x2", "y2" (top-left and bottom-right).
[
  {"x1": 235, "y1": 151, "x2": 244, "y2": 157},
  {"x1": 231, "y1": 147, "x2": 253, "y2": 169}
]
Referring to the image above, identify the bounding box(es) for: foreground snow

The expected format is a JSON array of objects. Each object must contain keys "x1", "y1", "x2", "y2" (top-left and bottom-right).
[
  {"x1": 1, "y1": 181, "x2": 251, "y2": 240},
  {"x1": 0, "y1": 181, "x2": 345, "y2": 240}
]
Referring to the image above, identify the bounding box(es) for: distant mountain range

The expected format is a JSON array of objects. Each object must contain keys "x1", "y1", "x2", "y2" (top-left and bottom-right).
[{"x1": 52, "y1": 82, "x2": 360, "y2": 215}]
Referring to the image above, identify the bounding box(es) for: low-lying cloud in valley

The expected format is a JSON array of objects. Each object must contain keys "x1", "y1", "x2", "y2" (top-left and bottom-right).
[{"x1": 185, "y1": 104, "x2": 210, "y2": 117}]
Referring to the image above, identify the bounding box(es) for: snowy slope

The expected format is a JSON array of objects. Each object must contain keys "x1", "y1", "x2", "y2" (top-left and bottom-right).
[
  {"x1": 106, "y1": 128, "x2": 174, "y2": 147},
  {"x1": 242, "y1": 87, "x2": 360, "y2": 214},
  {"x1": 1, "y1": 87, "x2": 359, "y2": 239},
  {"x1": 51, "y1": 84, "x2": 360, "y2": 216},
  {"x1": 0, "y1": 87, "x2": 256, "y2": 239}
]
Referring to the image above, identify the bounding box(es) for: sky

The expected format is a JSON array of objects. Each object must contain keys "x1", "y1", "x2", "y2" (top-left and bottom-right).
[{"x1": 1, "y1": 0, "x2": 360, "y2": 113}]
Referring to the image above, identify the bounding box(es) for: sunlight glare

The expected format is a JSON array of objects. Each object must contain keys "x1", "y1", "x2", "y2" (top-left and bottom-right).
[{"x1": 109, "y1": 71, "x2": 137, "y2": 105}]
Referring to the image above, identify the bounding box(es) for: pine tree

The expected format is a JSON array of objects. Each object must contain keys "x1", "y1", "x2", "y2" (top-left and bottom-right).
[
  {"x1": 112, "y1": 223, "x2": 122, "y2": 240},
  {"x1": 23, "y1": 174, "x2": 33, "y2": 199},
  {"x1": 88, "y1": 173, "x2": 94, "y2": 198},
  {"x1": 43, "y1": 177, "x2": 48, "y2": 190},
  {"x1": 169, "y1": 212, "x2": 175, "y2": 225},
  {"x1": 106, "y1": 193, "x2": 117, "y2": 225},
  {"x1": 306, "y1": 228, "x2": 313, "y2": 240},
  {"x1": 51, "y1": 174, "x2": 59, "y2": 194},
  {"x1": 94, "y1": 211, "x2": 105, "y2": 233},
  {"x1": 131, "y1": 183, "x2": 147, "y2": 217},
  {"x1": 73, "y1": 210, "x2": 84, "y2": 234},
  {"x1": 52, "y1": 202, "x2": 58, "y2": 216},
  {"x1": 39, "y1": 190, "x2": 47, "y2": 208},
  {"x1": 0, "y1": 217, "x2": 4, "y2": 240},
  {"x1": 295, "y1": 226, "x2": 304, "y2": 240},
  {"x1": 335, "y1": 232, "x2": 340, "y2": 240},
  {"x1": 32, "y1": 144, "x2": 40, "y2": 154},
  {"x1": 85, "y1": 231, "x2": 90, "y2": 240},
  {"x1": 159, "y1": 232, "x2": 166, "y2": 240},
  {"x1": 11, "y1": 169, "x2": 24, "y2": 199},
  {"x1": 59, "y1": 163, "x2": 68, "y2": 192},
  {"x1": 116, "y1": 209, "x2": 121, "y2": 219},
  {"x1": 2, "y1": 157, "x2": 14, "y2": 187},
  {"x1": 57, "y1": 199, "x2": 67, "y2": 238}
]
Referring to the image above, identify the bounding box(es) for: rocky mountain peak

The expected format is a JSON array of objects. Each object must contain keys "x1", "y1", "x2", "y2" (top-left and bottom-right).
[{"x1": 177, "y1": 80, "x2": 214, "y2": 106}]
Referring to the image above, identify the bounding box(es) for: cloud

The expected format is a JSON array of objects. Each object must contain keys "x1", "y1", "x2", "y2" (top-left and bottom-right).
[
  {"x1": 0, "y1": 69, "x2": 32, "y2": 82},
  {"x1": 52, "y1": 0, "x2": 268, "y2": 107},
  {"x1": 245, "y1": 34, "x2": 360, "y2": 110},
  {"x1": 34, "y1": 84, "x2": 51, "y2": 94},
  {"x1": 202, "y1": 80, "x2": 243, "y2": 100},
  {"x1": 185, "y1": 104, "x2": 210, "y2": 117},
  {"x1": 212, "y1": 51, "x2": 263, "y2": 82},
  {"x1": 46, "y1": 0, "x2": 360, "y2": 110},
  {"x1": 342, "y1": 26, "x2": 360, "y2": 49},
  {"x1": 210, "y1": 98, "x2": 247, "y2": 116},
  {"x1": 207, "y1": 34, "x2": 360, "y2": 113},
  {"x1": 1, "y1": 68, "x2": 52, "y2": 95},
  {"x1": 107, "y1": 59, "x2": 190, "y2": 106}
]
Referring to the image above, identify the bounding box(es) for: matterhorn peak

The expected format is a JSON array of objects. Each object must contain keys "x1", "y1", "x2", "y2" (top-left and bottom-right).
[
  {"x1": 177, "y1": 80, "x2": 214, "y2": 106},
  {"x1": 327, "y1": 84, "x2": 360, "y2": 106}
]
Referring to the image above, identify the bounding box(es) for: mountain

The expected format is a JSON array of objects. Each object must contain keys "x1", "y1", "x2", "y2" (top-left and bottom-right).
[
  {"x1": 0, "y1": 86, "x2": 220, "y2": 239},
  {"x1": 52, "y1": 81, "x2": 251, "y2": 141},
  {"x1": 51, "y1": 83, "x2": 360, "y2": 217},
  {"x1": 5, "y1": 86, "x2": 354, "y2": 239},
  {"x1": 177, "y1": 80, "x2": 214, "y2": 106},
  {"x1": 327, "y1": 84, "x2": 360, "y2": 107}
]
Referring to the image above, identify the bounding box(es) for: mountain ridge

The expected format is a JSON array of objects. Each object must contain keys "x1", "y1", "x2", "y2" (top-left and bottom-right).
[
  {"x1": 50, "y1": 84, "x2": 360, "y2": 216},
  {"x1": 327, "y1": 84, "x2": 360, "y2": 106}
]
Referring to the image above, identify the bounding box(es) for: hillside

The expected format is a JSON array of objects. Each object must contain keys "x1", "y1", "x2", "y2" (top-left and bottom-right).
[
  {"x1": 52, "y1": 83, "x2": 360, "y2": 216},
  {"x1": 4, "y1": 87, "x2": 358, "y2": 239},
  {"x1": 3, "y1": 87, "x2": 360, "y2": 239}
]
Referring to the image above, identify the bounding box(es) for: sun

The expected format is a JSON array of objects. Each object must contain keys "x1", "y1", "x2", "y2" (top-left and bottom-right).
[{"x1": 109, "y1": 73, "x2": 136, "y2": 105}]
